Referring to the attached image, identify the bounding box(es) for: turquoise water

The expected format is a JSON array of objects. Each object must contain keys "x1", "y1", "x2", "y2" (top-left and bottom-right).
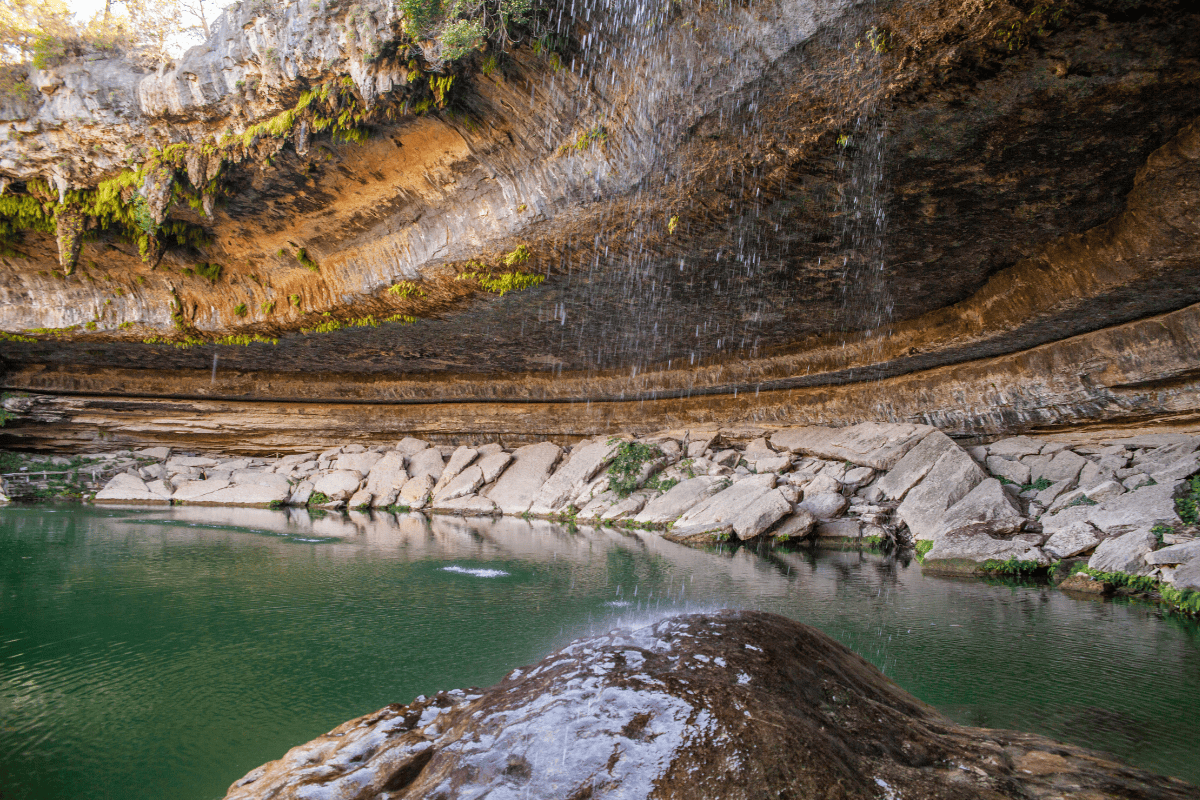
[{"x1": 2, "y1": 504, "x2": 1198, "y2": 799}]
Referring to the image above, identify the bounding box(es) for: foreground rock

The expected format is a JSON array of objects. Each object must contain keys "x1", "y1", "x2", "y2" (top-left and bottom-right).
[{"x1": 223, "y1": 611, "x2": 1195, "y2": 800}]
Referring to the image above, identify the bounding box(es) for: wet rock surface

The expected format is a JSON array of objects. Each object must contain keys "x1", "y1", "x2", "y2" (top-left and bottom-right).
[{"x1": 222, "y1": 610, "x2": 1197, "y2": 800}]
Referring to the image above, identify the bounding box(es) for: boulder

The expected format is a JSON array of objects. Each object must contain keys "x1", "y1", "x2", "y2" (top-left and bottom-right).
[
  {"x1": 685, "y1": 429, "x2": 719, "y2": 457},
  {"x1": 1038, "y1": 450, "x2": 1089, "y2": 484},
  {"x1": 1042, "y1": 522, "x2": 1103, "y2": 558},
  {"x1": 1035, "y1": 479, "x2": 1075, "y2": 507},
  {"x1": 312, "y1": 470, "x2": 363, "y2": 501},
  {"x1": 397, "y1": 474, "x2": 435, "y2": 509},
  {"x1": 575, "y1": 490, "x2": 617, "y2": 522},
  {"x1": 476, "y1": 451, "x2": 512, "y2": 484},
  {"x1": 171, "y1": 478, "x2": 231, "y2": 502},
  {"x1": 753, "y1": 455, "x2": 792, "y2": 474},
  {"x1": 632, "y1": 476, "x2": 724, "y2": 525},
  {"x1": 1145, "y1": 539, "x2": 1200, "y2": 566},
  {"x1": 166, "y1": 456, "x2": 218, "y2": 470},
  {"x1": 407, "y1": 448, "x2": 446, "y2": 484},
  {"x1": 731, "y1": 489, "x2": 792, "y2": 540},
  {"x1": 394, "y1": 437, "x2": 429, "y2": 457},
  {"x1": 1150, "y1": 453, "x2": 1200, "y2": 483},
  {"x1": 600, "y1": 493, "x2": 648, "y2": 521},
  {"x1": 923, "y1": 532, "x2": 1038, "y2": 564},
  {"x1": 434, "y1": 495, "x2": 498, "y2": 515},
  {"x1": 348, "y1": 489, "x2": 373, "y2": 509},
  {"x1": 433, "y1": 447, "x2": 479, "y2": 496},
  {"x1": 187, "y1": 483, "x2": 290, "y2": 507},
  {"x1": 796, "y1": 492, "x2": 849, "y2": 520},
  {"x1": 987, "y1": 456, "x2": 1030, "y2": 486},
  {"x1": 1088, "y1": 528, "x2": 1158, "y2": 576},
  {"x1": 365, "y1": 452, "x2": 408, "y2": 507},
  {"x1": 135, "y1": 446, "x2": 172, "y2": 460},
  {"x1": 675, "y1": 474, "x2": 775, "y2": 529},
  {"x1": 232, "y1": 470, "x2": 292, "y2": 491},
  {"x1": 875, "y1": 429, "x2": 958, "y2": 501},
  {"x1": 527, "y1": 439, "x2": 618, "y2": 516},
  {"x1": 933, "y1": 478, "x2": 1026, "y2": 540},
  {"x1": 1039, "y1": 504, "x2": 1093, "y2": 533},
  {"x1": 986, "y1": 436, "x2": 1042, "y2": 460},
  {"x1": 476, "y1": 443, "x2": 504, "y2": 457},
  {"x1": 279, "y1": 452, "x2": 319, "y2": 467},
  {"x1": 1087, "y1": 482, "x2": 1181, "y2": 535},
  {"x1": 804, "y1": 473, "x2": 842, "y2": 496},
  {"x1": 772, "y1": 508, "x2": 817, "y2": 539},
  {"x1": 770, "y1": 422, "x2": 934, "y2": 470},
  {"x1": 896, "y1": 445, "x2": 986, "y2": 540},
  {"x1": 334, "y1": 451, "x2": 383, "y2": 476},
  {"x1": 221, "y1": 610, "x2": 1198, "y2": 800},
  {"x1": 287, "y1": 481, "x2": 314, "y2": 506},
  {"x1": 814, "y1": 518, "x2": 862, "y2": 539},
  {"x1": 840, "y1": 466, "x2": 875, "y2": 491},
  {"x1": 486, "y1": 442, "x2": 562, "y2": 515},
  {"x1": 1171, "y1": 559, "x2": 1200, "y2": 591},
  {"x1": 94, "y1": 472, "x2": 170, "y2": 504},
  {"x1": 435, "y1": 465, "x2": 486, "y2": 504},
  {"x1": 140, "y1": 479, "x2": 171, "y2": 498}
]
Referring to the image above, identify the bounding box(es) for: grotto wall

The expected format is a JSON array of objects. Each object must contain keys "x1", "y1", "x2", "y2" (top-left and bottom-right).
[{"x1": 1, "y1": 0, "x2": 1198, "y2": 449}]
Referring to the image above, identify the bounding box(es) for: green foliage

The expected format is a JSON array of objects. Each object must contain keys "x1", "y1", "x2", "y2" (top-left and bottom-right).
[
  {"x1": 295, "y1": 248, "x2": 319, "y2": 272},
  {"x1": 439, "y1": 19, "x2": 486, "y2": 60},
  {"x1": 1175, "y1": 475, "x2": 1200, "y2": 525},
  {"x1": 914, "y1": 540, "x2": 933, "y2": 563},
  {"x1": 399, "y1": 0, "x2": 442, "y2": 36},
  {"x1": 457, "y1": 265, "x2": 544, "y2": 296},
  {"x1": 644, "y1": 474, "x2": 678, "y2": 494},
  {"x1": 0, "y1": 332, "x2": 36, "y2": 343},
  {"x1": 606, "y1": 441, "x2": 664, "y2": 498},
  {"x1": 558, "y1": 126, "x2": 607, "y2": 155},
  {"x1": 667, "y1": 215, "x2": 679, "y2": 235},
  {"x1": 233, "y1": 303, "x2": 248, "y2": 317},
  {"x1": 193, "y1": 262, "x2": 222, "y2": 283},
  {"x1": 387, "y1": 280, "x2": 426, "y2": 299},
  {"x1": 863, "y1": 25, "x2": 891, "y2": 54},
  {"x1": 211, "y1": 333, "x2": 278, "y2": 346},
  {"x1": 307, "y1": 492, "x2": 332, "y2": 506},
  {"x1": 261, "y1": 301, "x2": 275, "y2": 315},
  {"x1": 1076, "y1": 566, "x2": 1161, "y2": 595},
  {"x1": 1066, "y1": 494, "x2": 1098, "y2": 508},
  {"x1": 289, "y1": 294, "x2": 302, "y2": 308},
  {"x1": 1151, "y1": 523, "x2": 1172, "y2": 546},
  {"x1": 502, "y1": 244, "x2": 530, "y2": 267},
  {"x1": 980, "y1": 558, "x2": 1053, "y2": 576}
]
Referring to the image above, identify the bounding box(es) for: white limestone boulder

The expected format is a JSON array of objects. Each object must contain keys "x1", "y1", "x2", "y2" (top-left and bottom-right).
[
  {"x1": 485, "y1": 442, "x2": 563, "y2": 515},
  {"x1": 732, "y1": 489, "x2": 792, "y2": 540},
  {"x1": 770, "y1": 422, "x2": 935, "y2": 470},
  {"x1": 896, "y1": 445, "x2": 986, "y2": 540},
  {"x1": 632, "y1": 476, "x2": 725, "y2": 525},
  {"x1": 312, "y1": 470, "x2": 363, "y2": 501},
  {"x1": 94, "y1": 472, "x2": 170, "y2": 504},
  {"x1": 876, "y1": 430, "x2": 958, "y2": 502},
  {"x1": 527, "y1": 439, "x2": 618, "y2": 516}
]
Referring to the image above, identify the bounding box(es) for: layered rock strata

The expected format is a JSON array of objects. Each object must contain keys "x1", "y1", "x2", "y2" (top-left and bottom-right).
[{"x1": 220, "y1": 610, "x2": 1197, "y2": 799}]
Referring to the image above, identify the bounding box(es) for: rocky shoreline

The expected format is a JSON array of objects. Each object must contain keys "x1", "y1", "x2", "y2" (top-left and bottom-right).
[{"x1": 3, "y1": 421, "x2": 1199, "y2": 613}]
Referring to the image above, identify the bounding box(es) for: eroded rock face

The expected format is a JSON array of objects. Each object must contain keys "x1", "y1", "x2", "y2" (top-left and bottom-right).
[{"x1": 222, "y1": 611, "x2": 1196, "y2": 800}]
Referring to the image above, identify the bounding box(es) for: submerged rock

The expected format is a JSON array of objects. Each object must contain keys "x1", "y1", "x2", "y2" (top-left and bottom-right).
[{"x1": 223, "y1": 611, "x2": 1196, "y2": 800}]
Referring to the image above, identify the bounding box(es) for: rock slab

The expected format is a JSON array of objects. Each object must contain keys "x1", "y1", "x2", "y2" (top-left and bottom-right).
[{"x1": 223, "y1": 611, "x2": 1198, "y2": 800}]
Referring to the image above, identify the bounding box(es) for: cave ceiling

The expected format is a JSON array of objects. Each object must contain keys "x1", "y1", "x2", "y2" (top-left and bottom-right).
[{"x1": 0, "y1": 0, "x2": 1198, "y2": 405}]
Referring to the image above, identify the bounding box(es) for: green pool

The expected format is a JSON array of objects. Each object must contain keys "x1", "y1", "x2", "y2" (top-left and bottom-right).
[{"x1": 2, "y1": 504, "x2": 1197, "y2": 799}]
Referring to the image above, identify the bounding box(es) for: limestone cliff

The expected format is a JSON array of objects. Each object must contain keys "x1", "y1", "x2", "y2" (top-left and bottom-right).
[{"x1": 1, "y1": 0, "x2": 1199, "y2": 447}]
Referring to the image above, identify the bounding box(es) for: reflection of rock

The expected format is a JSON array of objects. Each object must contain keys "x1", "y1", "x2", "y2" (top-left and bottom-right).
[{"x1": 223, "y1": 611, "x2": 1197, "y2": 800}]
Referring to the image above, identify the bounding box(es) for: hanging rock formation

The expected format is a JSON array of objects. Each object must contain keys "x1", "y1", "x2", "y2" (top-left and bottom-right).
[{"x1": 1, "y1": 0, "x2": 1199, "y2": 443}]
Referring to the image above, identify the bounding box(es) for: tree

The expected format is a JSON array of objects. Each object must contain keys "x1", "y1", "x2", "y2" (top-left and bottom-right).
[{"x1": 0, "y1": 0, "x2": 74, "y2": 63}]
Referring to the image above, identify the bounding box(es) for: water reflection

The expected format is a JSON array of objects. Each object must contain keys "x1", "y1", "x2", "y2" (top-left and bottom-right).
[{"x1": 1, "y1": 504, "x2": 1198, "y2": 800}]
